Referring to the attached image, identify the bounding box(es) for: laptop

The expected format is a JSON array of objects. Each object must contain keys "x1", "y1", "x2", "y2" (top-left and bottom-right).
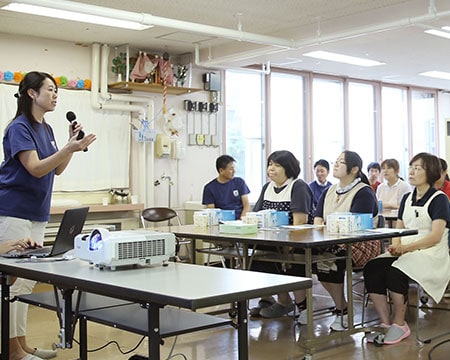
[{"x1": 3, "y1": 207, "x2": 89, "y2": 258}]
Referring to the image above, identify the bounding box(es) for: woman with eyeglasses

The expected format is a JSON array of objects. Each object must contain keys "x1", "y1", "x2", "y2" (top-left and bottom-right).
[
  {"x1": 306, "y1": 150, "x2": 379, "y2": 331},
  {"x1": 364, "y1": 152, "x2": 450, "y2": 345}
]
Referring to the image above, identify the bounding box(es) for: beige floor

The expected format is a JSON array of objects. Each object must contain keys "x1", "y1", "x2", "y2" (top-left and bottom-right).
[{"x1": 26, "y1": 279, "x2": 450, "y2": 360}]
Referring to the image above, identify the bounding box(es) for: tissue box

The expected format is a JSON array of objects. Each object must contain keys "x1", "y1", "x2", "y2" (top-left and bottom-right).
[
  {"x1": 193, "y1": 208, "x2": 221, "y2": 226},
  {"x1": 219, "y1": 209, "x2": 236, "y2": 221},
  {"x1": 219, "y1": 221, "x2": 258, "y2": 234},
  {"x1": 326, "y1": 212, "x2": 373, "y2": 233}
]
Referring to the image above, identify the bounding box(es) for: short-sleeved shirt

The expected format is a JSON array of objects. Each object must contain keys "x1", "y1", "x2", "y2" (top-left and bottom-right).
[
  {"x1": 0, "y1": 114, "x2": 58, "y2": 222},
  {"x1": 309, "y1": 180, "x2": 332, "y2": 209},
  {"x1": 253, "y1": 178, "x2": 313, "y2": 224},
  {"x1": 398, "y1": 187, "x2": 450, "y2": 227},
  {"x1": 376, "y1": 179, "x2": 410, "y2": 207},
  {"x1": 202, "y1": 177, "x2": 250, "y2": 219}
]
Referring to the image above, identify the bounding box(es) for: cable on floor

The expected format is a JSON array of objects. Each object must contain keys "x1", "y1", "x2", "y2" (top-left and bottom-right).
[
  {"x1": 72, "y1": 335, "x2": 146, "y2": 355},
  {"x1": 427, "y1": 338, "x2": 450, "y2": 360}
]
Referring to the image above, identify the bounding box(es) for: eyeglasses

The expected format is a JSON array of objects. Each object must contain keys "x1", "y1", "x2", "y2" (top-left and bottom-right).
[
  {"x1": 333, "y1": 159, "x2": 347, "y2": 166},
  {"x1": 408, "y1": 165, "x2": 425, "y2": 172}
]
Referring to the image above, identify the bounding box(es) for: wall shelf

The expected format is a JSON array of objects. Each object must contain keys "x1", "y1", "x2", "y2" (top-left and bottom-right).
[{"x1": 108, "y1": 82, "x2": 202, "y2": 95}]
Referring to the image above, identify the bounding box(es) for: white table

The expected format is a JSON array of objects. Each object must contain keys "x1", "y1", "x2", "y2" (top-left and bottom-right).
[{"x1": 0, "y1": 259, "x2": 311, "y2": 359}]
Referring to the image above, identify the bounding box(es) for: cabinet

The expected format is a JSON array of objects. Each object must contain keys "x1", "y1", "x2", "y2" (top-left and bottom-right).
[{"x1": 108, "y1": 81, "x2": 202, "y2": 95}]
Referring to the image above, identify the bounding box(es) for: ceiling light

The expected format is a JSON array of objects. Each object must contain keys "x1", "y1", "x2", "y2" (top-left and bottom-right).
[
  {"x1": 303, "y1": 50, "x2": 385, "y2": 67},
  {"x1": 424, "y1": 29, "x2": 450, "y2": 39},
  {"x1": 1, "y1": 3, "x2": 153, "y2": 30},
  {"x1": 419, "y1": 70, "x2": 450, "y2": 81}
]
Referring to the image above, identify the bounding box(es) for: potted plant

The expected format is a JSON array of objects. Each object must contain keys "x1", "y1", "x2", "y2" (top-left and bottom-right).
[{"x1": 111, "y1": 52, "x2": 127, "y2": 82}]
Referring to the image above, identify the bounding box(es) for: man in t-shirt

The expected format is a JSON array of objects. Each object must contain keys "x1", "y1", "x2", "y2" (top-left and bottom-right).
[{"x1": 202, "y1": 155, "x2": 250, "y2": 219}]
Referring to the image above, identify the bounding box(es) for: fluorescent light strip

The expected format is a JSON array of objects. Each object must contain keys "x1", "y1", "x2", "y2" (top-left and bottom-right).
[
  {"x1": 424, "y1": 29, "x2": 450, "y2": 40},
  {"x1": 1, "y1": 3, "x2": 152, "y2": 30},
  {"x1": 303, "y1": 50, "x2": 385, "y2": 67},
  {"x1": 419, "y1": 70, "x2": 450, "y2": 81}
]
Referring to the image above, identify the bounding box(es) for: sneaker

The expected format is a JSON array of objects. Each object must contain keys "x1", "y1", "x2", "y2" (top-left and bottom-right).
[
  {"x1": 367, "y1": 323, "x2": 390, "y2": 343},
  {"x1": 297, "y1": 309, "x2": 308, "y2": 325},
  {"x1": 249, "y1": 297, "x2": 275, "y2": 317},
  {"x1": 33, "y1": 348, "x2": 57, "y2": 359},
  {"x1": 259, "y1": 302, "x2": 295, "y2": 318},
  {"x1": 330, "y1": 313, "x2": 349, "y2": 331},
  {"x1": 382, "y1": 322, "x2": 410, "y2": 345}
]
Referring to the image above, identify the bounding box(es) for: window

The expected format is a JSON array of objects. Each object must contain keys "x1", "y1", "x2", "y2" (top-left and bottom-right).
[
  {"x1": 225, "y1": 69, "x2": 441, "y2": 189},
  {"x1": 225, "y1": 70, "x2": 264, "y2": 201},
  {"x1": 411, "y1": 90, "x2": 437, "y2": 155},
  {"x1": 270, "y1": 72, "x2": 304, "y2": 162},
  {"x1": 381, "y1": 86, "x2": 409, "y2": 179},
  {"x1": 348, "y1": 82, "x2": 376, "y2": 165},
  {"x1": 312, "y1": 78, "x2": 344, "y2": 164}
]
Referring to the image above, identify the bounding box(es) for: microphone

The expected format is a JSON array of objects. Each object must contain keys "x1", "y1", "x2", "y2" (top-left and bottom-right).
[{"x1": 66, "y1": 111, "x2": 88, "y2": 152}]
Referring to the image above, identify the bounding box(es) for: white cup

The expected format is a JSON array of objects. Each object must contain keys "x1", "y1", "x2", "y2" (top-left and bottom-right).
[
  {"x1": 131, "y1": 195, "x2": 138, "y2": 204},
  {"x1": 102, "y1": 197, "x2": 109, "y2": 206}
]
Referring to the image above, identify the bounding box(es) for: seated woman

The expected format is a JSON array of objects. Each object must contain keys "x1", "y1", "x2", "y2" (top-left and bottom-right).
[
  {"x1": 249, "y1": 150, "x2": 314, "y2": 318},
  {"x1": 376, "y1": 158, "x2": 410, "y2": 210},
  {"x1": 364, "y1": 153, "x2": 450, "y2": 345},
  {"x1": 311, "y1": 150, "x2": 379, "y2": 331}
]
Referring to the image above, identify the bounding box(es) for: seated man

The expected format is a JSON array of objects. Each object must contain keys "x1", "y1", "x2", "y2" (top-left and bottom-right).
[{"x1": 202, "y1": 155, "x2": 250, "y2": 220}]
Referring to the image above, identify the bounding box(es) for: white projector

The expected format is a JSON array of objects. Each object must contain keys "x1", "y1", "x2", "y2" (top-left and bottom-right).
[{"x1": 74, "y1": 228, "x2": 176, "y2": 270}]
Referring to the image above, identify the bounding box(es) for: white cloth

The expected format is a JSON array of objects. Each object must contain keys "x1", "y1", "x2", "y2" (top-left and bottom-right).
[
  {"x1": 376, "y1": 179, "x2": 410, "y2": 207},
  {"x1": 391, "y1": 191, "x2": 450, "y2": 303}
]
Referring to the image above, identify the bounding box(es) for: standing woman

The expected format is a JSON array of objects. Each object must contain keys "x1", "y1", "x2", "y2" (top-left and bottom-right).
[
  {"x1": 364, "y1": 153, "x2": 450, "y2": 345},
  {"x1": 312, "y1": 150, "x2": 379, "y2": 331},
  {"x1": 0, "y1": 71, "x2": 96, "y2": 360},
  {"x1": 376, "y1": 158, "x2": 410, "y2": 210}
]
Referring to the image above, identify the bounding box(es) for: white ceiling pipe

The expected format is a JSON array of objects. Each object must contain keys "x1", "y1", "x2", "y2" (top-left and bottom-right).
[
  {"x1": 14, "y1": 0, "x2": 450, "y2": 55},
  {"x1": 196, "y1": 2, "x2": 450, "y2": 65},
  {"x1": 15, "y1": 0, "x2": 295, "y2": 48}
]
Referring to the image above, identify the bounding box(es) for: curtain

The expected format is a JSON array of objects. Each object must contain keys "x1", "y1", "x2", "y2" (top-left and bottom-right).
[{"x1": 0, "y1": 84, "x2": 130, "y2": 191}]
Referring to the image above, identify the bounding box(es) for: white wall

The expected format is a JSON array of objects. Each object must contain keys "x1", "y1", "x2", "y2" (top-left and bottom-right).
[{"x1": 0, "y1": 33, "x2": 220, "y2": 209}]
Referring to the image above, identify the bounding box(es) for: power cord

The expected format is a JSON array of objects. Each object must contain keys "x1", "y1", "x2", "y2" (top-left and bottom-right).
[
  {"x1": 427, "y1": 338, "x2": 450, "y2": 360},
  {"x1": 73, "y1": 335, "x2": 188, "y2": 360},
  {"x1": 72, "y1": 335, "x2": 146, "y2": 355}
]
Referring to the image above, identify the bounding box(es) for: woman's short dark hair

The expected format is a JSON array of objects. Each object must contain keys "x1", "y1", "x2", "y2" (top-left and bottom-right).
[
  {"x1": 314, "y1": 159, "x2": 330, "y2": 171},
  {"x1": 11, "y1": 71, "x2": 57, "y2": 128},
  {"x1": 342, "y1": 150, "x2": 370, "y2": 185},
  {"x1": 267, "y1": 150, "x2": 300, "y2": 179},
  {"x1": 410, "y1": 152, "x2": 441, "y2": 186},
  {"x1": 216, "y1": 155, "x2": 235, "y2": 172}
]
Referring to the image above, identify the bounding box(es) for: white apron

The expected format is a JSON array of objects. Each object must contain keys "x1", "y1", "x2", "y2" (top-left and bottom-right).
[{"x1": 391, "y1": 191, "x2": 450, "y2": 303}]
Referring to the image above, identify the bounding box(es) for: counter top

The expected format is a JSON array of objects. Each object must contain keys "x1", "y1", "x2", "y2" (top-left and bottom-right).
[{"x1": 50, "y1": 203, "x2": 144, "y2": 215}]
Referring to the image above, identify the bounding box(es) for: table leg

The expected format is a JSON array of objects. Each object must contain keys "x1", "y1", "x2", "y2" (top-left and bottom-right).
[
  {"x1": 78, "y1": 316, "x2": 87, "y2": 360},
  {"x1": 236, "y1": 300, "x2": 248, "y2": 360},
  {"x1": 0, "y1": 273, "x2": 11, "y2": 359},
  {"x1": 147, "y1": 303, "x2": 161, "y2": 359},
  {"x1": 54, "y1": 288, "x2": 74, "y2": 349},
  {"x1": 346, "y1": 244, "x2": 354, "y2": 330},
  {"x1": 304, "y1": 248, "x2": 314, "y2": 345}
]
